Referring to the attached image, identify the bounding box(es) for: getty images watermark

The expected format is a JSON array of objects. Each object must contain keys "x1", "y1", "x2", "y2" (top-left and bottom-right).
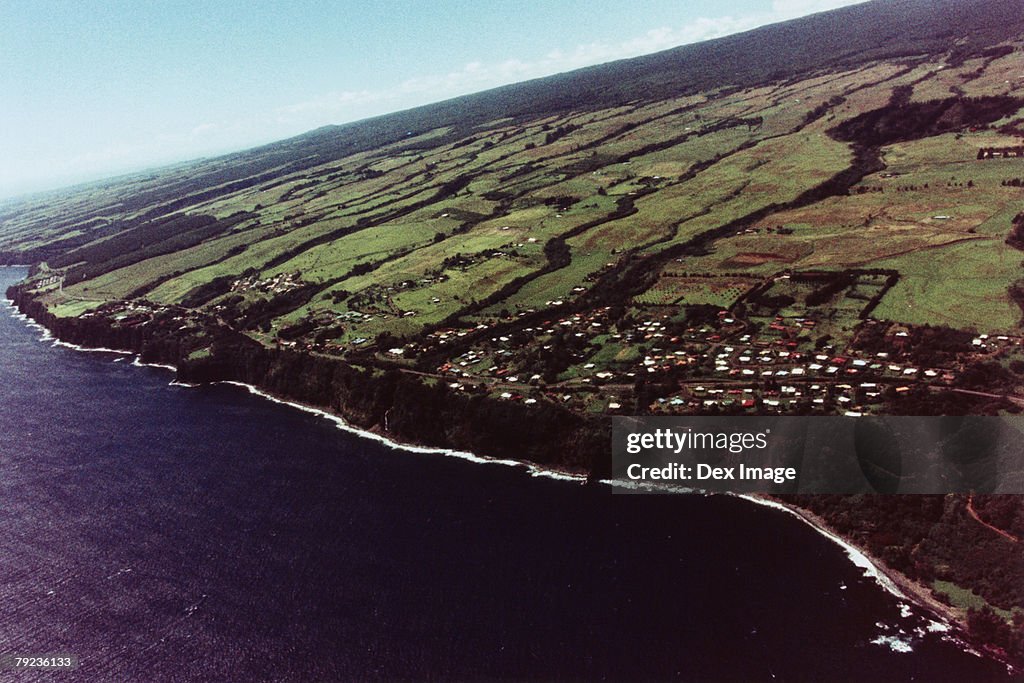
[{"x1": 612, "y1": 416, "x2": 1024, "y2": 494}]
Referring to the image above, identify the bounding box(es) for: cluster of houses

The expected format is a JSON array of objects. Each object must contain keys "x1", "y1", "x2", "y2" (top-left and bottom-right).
[
  {"x1": 59, "y1": 260, "x2": 1024, "y2": 417},
  {"x1": 230, "y1": 272, "x2": 305, "y2": 295},
  {"x1": 32, "y1": 274, "x2": 63, "y2": 291},
  {"x1": 80, "y1": 299, "x2": 158, "y2": 324},
  {"x1": 348, "y1": 274, "x2": 449, "y2": 315},
  {"x1": 970, "y1": 332, "x2": 1018, "y2": 352},
  {"x1": 412, "y1": 299, "x2": 1024, "y2": 414},
  {"x1": 977, "y1": 146, "x2": 1024, "y2": 159},
  {"x1": 77, "y1": 299, "x2": 212, "y2": 340}
]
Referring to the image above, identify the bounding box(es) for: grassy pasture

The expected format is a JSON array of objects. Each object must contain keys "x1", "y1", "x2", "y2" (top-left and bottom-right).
[
  {"x1": 633, "y1": 276, "x2": 758, "y2": 307},
  {"x1": 7, "y1": 32, "x2": 1024, "y2": 355},
  {"x1": 59, "y1": 227, "x2": 265, "y2": 302},
  {"x1": 870, "y1": 238, "x2": 1022, "y2": 331}
]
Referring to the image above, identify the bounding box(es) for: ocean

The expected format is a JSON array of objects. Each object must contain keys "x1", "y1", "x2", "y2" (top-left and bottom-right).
[{"x1": 0, "y1": 267, "x2": 1011, "y2": 681}]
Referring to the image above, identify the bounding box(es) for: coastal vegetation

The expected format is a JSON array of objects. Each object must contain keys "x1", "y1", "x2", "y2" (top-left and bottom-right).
[{"x1": 3, "y1": 0, "x2": 1024, "y2": 668}]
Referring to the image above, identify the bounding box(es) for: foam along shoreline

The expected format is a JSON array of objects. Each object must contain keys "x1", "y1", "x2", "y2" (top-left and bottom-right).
[
  {"x1": 737, "y1": 493, "x2": 993, "y2": 663},
  {"x1": 5, "y1": 299, "x2": 55, "y2": 342},
  {"x1": 1, "y1": 299, "x2": 584, "y2": 482},
  {"x1": 738, "y1": 494, "x2": 908, "y2": 600},
  {"x1": 170, "y1": 372, "x2": 975, "y2": 662},
  {"x1": 4, "y1": 299, "x2": 134, "y2": 355},
  {"x1": 213, "y1": 380, "x2": 588, "y2": 482},
  {"x1": 130, "y1": 356, "x2": 176, "y2": 371},
  {"x1": 4, "y1": 311, "x2": 587, "y2": 483},
  {"x1": 605, "y1": 481, "x2": 965, "y2": 645},
  {"x1": 54, "y1": 338, "x2": 134, "y2": 355},
  {"x1": 0, "y1": 296, "x2": 997, "y2": 666},
  {"x1": 0, "y1": 297, "x2": 978, "y2": 578}
]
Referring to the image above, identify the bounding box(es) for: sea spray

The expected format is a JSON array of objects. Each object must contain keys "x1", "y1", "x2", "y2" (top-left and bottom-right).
[
  {"x1": 51, "y1": 339, "x2": 133, "y2": 355},
  {"x1": 1, "y1": 296, "x2": 1004, "y2": 672},
  {"x1": 735, "y1": 494, "x2": 909, "y2": 600},
  {"x1": 216, "y1": 380, "x2": 587, "y2": 482}
]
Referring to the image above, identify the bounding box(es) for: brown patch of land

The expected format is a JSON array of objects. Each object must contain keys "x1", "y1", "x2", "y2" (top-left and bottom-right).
[{"x1": 723, "y1": 251, "x2": 793, "y2": 267}]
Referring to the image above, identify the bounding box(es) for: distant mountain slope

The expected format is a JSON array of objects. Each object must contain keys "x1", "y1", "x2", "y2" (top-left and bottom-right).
[
  {"x1": 3, "y1": 0, "x2": 1023, "y2": 259},
  {"x1": 288, "y1": 0, "x2": 1024, "y2": 157},
  {"x1": 423, "y1": 0, "x2": 1024, "y2": 118}
]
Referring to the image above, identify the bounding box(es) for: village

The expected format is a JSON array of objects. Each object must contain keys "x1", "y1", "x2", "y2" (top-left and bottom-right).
[
  {"x1": 412, "y1": 305, "x2": 1024, "y2": 416},
  {"x1": 51, "y1": 259, "x2": 1024, "y2": 418}
]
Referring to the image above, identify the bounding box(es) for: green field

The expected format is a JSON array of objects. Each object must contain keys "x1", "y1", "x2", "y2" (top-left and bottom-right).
[{"x1": 5, "y1": 30, "x2": 1024, "y2": 354}]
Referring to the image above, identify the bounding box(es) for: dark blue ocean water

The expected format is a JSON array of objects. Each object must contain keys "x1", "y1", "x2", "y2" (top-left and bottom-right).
[{"x1": 0, "y1": 267, "x2": 1013, "y2": 682}]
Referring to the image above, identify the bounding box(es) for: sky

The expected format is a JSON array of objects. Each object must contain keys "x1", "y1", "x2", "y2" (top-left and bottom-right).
[{"x1": 0, "y1": 0, "x2": 865, "y2": 200}]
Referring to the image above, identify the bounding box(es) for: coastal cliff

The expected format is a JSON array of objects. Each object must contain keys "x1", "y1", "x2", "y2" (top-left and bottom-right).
[
  {"x1": 6, "y1": 282, "x2": 608, "y2": 477},
  {"x1": 8, "y1": 280, "x2": 1024, "y2": 673}
]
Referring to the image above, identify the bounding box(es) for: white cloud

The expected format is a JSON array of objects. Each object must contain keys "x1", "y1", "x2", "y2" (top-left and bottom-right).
[
  {"x1": 189, "y1": 122, "x2": 219, "y2": 137},
  {"x1": 0, "y1": 1, "x2": 867, "y2": 199},
  {"x1": 771, "y1": 0, "x2": 860, "y2": 16},
  {"x1": 274, "y1": 1, "x2": 864, "y2": 131}
]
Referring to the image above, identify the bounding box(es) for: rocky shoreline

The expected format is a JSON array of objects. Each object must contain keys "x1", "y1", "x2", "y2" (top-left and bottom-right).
[
  {"x1": 758, "y1": 497, "x2": 1022, "y2": 674},
  {"x1": 5, "y1": 279, "x2": 1019, "y2": 673},
  {"x1": 5, "y1": 281, "x2": 609, "y2": 477}
]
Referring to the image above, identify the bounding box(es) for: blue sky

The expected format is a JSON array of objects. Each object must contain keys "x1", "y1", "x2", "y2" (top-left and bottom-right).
[{"x1": 0, "y1": 0, "x2": 863, "y2": 199}]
